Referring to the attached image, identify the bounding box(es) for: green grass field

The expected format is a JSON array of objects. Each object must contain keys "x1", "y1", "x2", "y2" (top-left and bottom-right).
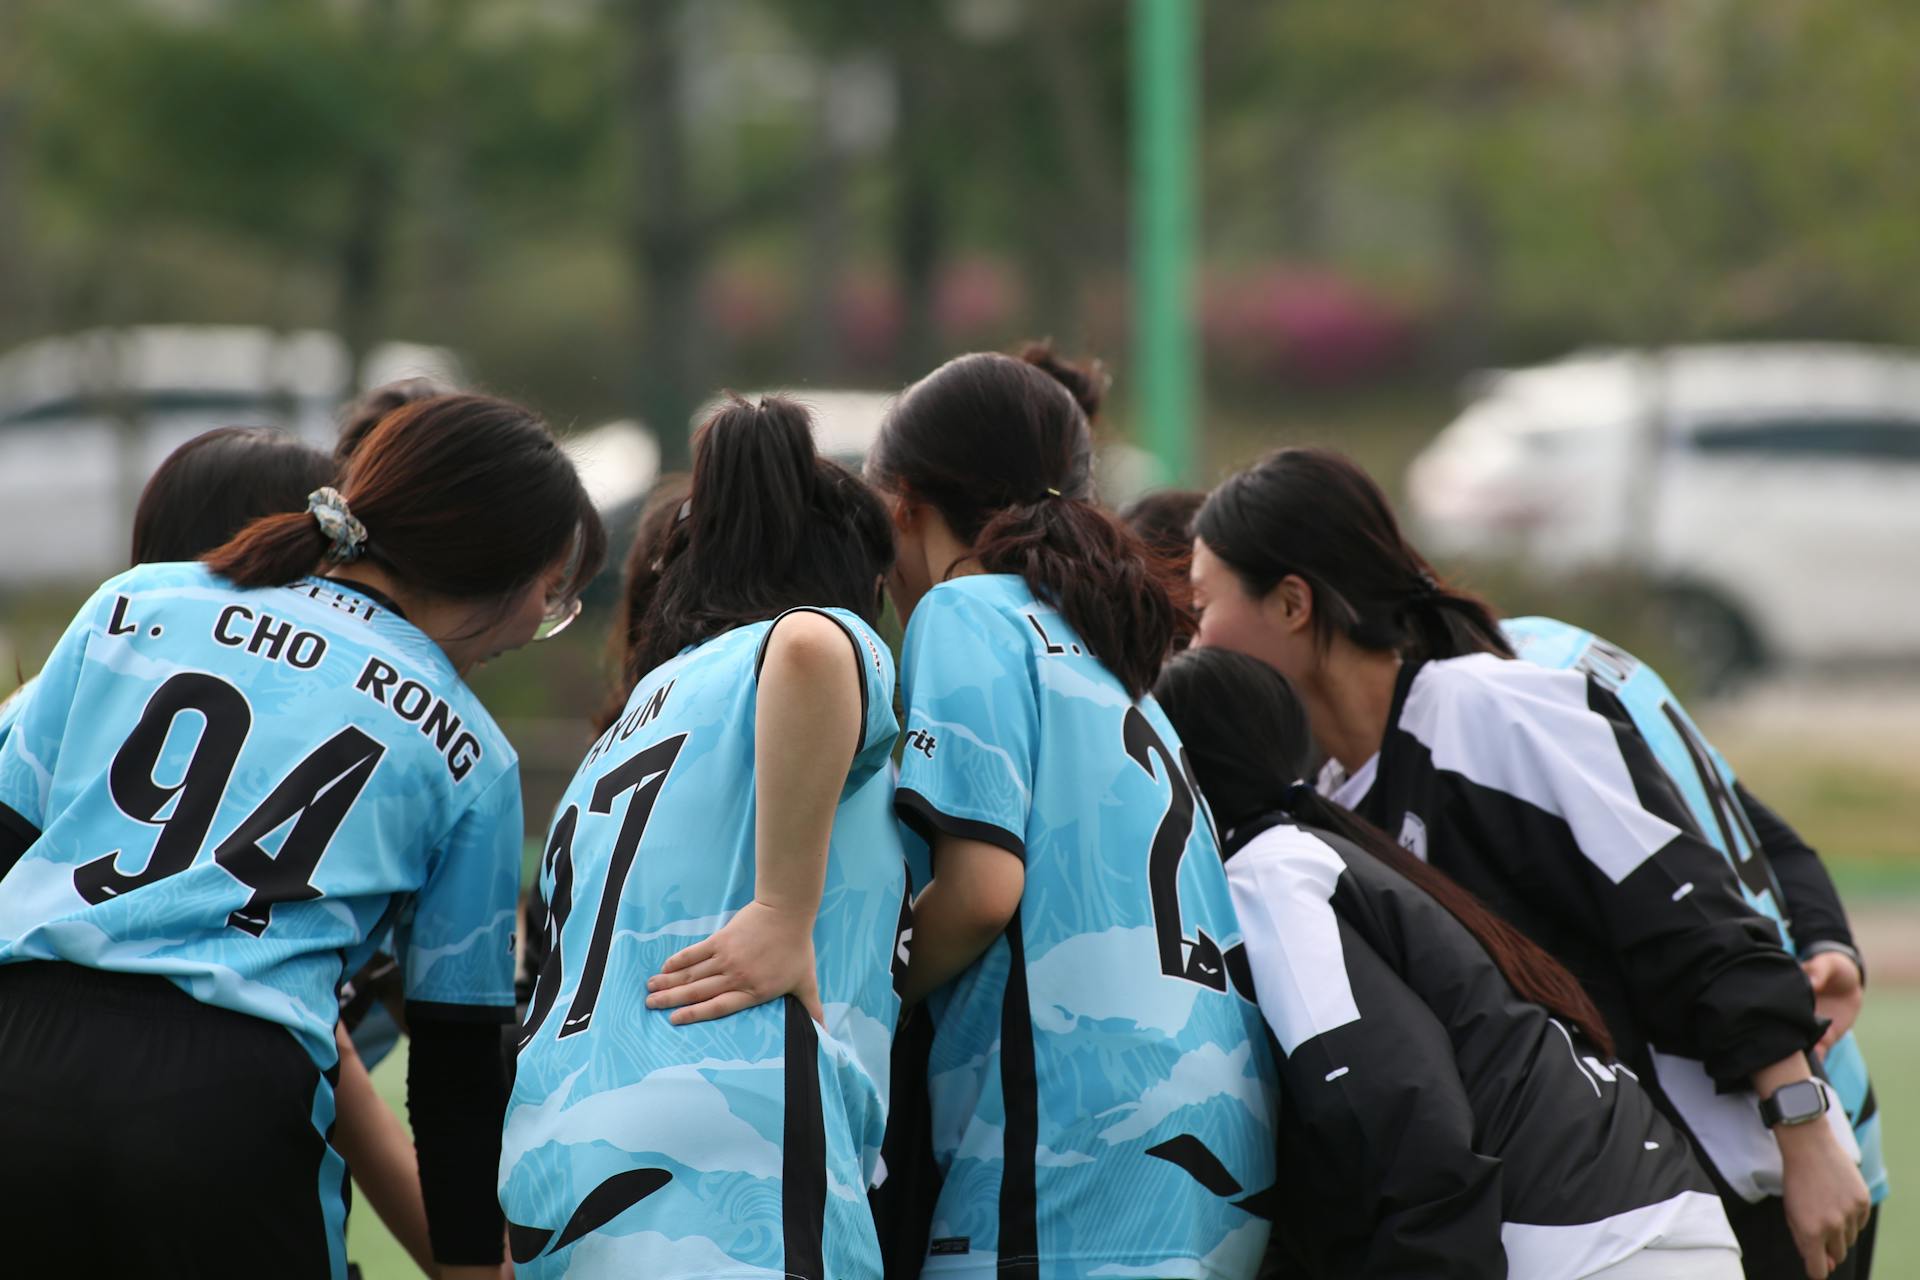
[{"x1": 347, "y1": 988, "x2": 1917, "y2": 1277}]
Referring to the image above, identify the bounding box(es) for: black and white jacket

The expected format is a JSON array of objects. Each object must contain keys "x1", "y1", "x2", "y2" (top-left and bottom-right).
[
  {"x1": 1226, "y1": 816, "x2": 1735, "y2": 1279},
  {"x1": 1323, "y1": 655, "x2": 1853, "y2": 1204}
]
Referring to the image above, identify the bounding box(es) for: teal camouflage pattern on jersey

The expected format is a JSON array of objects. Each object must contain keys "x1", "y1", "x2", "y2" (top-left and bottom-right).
[
  {"x1": 0, "y1": 562, "x2": 522, "y2": 1069},
  {"x1": 500, "y1": 608, "x2": 906, "y2": 1280},
  {"x1": 896, "y1": 576, "x2": 1275, "y2": 1279}
]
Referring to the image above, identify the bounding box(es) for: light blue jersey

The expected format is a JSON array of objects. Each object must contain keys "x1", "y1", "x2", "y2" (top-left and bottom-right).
[
  {"x1": 896, "y1": 576, "x2": 1275, "y2": 1279},
  {"x1": 500, "y1": 608, "x2": 907, "y2": 1280},
  {"x1": 0, "y1": 675, "x2": 35, "y2": 751},
  {"x1": 1505, "y1": 616, "x2": 1886, "y2": 1204},
  {"x1": 0, "y1": 562, "x2": 523, "y2": 1070}
]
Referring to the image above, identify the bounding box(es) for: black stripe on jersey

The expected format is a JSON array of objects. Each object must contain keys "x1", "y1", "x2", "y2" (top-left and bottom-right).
[
  {"x1": 783, "y1": 994, "x2": 827, "y2": 1280},
  {"x1": 755, "y1": 607, "x2": 872, "y2": 758},
  {"x1": 0, "y1": 799, "x2": 38, "y2": 879},
  {"x1": 895, "y1": 788, "x2": 1025, "y2": 860},
  {"x1": 403, "y1": 998, "x2": 517, "y2": 1025},
  {"x1": 998, "y1": 908, "x2": 1040, "y2": 1279}
]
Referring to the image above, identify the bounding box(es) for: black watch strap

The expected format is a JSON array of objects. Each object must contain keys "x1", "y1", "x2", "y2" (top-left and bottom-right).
[{"x1": 1759, "y1": 1079, "x2": 1830, "y2": 1129}]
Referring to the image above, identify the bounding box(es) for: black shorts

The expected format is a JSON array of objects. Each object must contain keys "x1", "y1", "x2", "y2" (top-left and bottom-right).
[{"x1": 0, "y1": 961, "x2": 349, "y2": 1279}]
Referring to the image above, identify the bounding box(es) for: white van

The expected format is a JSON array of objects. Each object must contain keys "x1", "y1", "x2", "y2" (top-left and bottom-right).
[{"x1": 1408, "y1": 344, "x2": 1920, "y2": 681}]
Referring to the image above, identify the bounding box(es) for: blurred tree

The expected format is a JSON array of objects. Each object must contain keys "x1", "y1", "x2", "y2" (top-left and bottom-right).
[{"x1": 6, "y1": 0, "x2": 1920, "y2": 434}]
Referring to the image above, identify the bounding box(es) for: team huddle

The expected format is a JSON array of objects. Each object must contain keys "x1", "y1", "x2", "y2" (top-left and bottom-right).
[{"x1": 0, "y1": 346, "x2": 1882, "y2": 1280}]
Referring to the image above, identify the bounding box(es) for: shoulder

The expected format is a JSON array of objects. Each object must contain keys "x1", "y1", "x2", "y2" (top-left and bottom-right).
[
  {"x1": 756, "y1": 607, "x2": 886, "y2": 689},
  {"x1": 1228, "y1": 821, "x2": 1352, "y2": 912},
  {"x1": 901, "y1": 577, "x2": 1036, "y2": 663},
  {"x1": 1501, "y1": 613, "x2": 1594, "y2": 668},
  {"x1": 1404, "y1": 652, "x2": 1596, "y2": 739}
]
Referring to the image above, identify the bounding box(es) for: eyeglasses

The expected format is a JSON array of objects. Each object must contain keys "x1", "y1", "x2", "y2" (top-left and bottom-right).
[
  {"x1": 534, "y1": 527, "x2": 586, "y2": 642},
  {"x1": 534, "y1": 595, "x2": 581, "y2": 642}
]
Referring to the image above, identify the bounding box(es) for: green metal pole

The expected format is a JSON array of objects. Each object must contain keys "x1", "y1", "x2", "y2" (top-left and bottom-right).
[{"x1": 1133, "y1": 0, "x2": 1198, "y2": 485}]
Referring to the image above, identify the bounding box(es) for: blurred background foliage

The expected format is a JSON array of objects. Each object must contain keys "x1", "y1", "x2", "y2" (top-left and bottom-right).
[{"x1": 10, "y1": 0, "x2": 1920, "y2": 457}]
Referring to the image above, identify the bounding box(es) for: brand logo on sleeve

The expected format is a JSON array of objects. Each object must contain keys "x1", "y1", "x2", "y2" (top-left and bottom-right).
[
  {"x1": 903, "y1": 728, "x2": 937, "y2": 759},
  {"x1": 1398, "y1": 812, "x2": 1429, "y2": 861}
]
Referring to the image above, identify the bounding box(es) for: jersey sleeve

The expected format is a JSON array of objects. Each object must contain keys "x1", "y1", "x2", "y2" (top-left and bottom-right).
[
  {"x1": 1735, "y1": 781, "x2": 1855, "y2": 955},
  {"x1": 755, "y1": 607, "x2": 899, "y2": 786},
  {"x1": 893, "y1": 589, "x2": 1036, "y2": 859},
  {"x1": 0, "y1": 584, "x2": 112, "y2": 846},
  {"x1": 1421, "y1": 665, "x2": 1818, "y2": 1087},
  {"x1": 1227, "y1": 835, "x2": 1505, "y2": 1276},
  {"x1": 401, "y1": 767, "x2": 524, "y2": 1022}
]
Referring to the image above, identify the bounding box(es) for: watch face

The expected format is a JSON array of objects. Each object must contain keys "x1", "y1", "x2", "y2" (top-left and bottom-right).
[{"x1": 1771, "y1": 1080, "x2": 1827, "y2": 1125}]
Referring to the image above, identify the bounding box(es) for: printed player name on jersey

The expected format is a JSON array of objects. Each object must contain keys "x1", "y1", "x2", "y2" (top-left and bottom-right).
[
  {"x1": 582, "y1": 678, "x2": 675, "y2": 769},
  {"x1": 212, "y1": 604, "x2": 329, "y2": 670},
  {"x1": 354, "y1": 656, "x2": 484, "y2": 782}
]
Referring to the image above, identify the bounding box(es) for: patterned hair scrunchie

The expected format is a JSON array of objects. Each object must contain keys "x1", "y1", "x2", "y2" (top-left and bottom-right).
[{"x1": 307, "y1": 487, "x2": 368, "y2": 562}]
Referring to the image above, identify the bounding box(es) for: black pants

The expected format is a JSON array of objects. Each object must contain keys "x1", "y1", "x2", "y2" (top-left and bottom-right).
[
  {"x1": 0, "y1": 961, "x2": 345, "y2": 1279},
  {"x1": 1722, "y1": 1185, "x2": 1877, "y2": 1280}
]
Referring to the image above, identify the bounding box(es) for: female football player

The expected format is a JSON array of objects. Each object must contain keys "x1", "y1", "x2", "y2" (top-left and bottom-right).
[
  {"x1": 866, "y1": 346, "x2": 1275, "y2": 1278},
  {"x1": 1156, "y1": 645, "x2": 1742, "y2": 1279},
  {"x1": 1502, "y1": 614, "x2": 1885, "y2": 1272},
  {"x1": 500, "y1": 395, "x2": 905, "y2": 1279},
  {"x1": 1190, "y1": 446, "x2": 1870, "y2": 1280},
  {"x1": 0, "y1": 393, "x2": 602, "y2": 1279}
]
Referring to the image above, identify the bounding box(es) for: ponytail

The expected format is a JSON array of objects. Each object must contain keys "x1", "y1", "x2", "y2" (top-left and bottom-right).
[
  {"x1": 973, "y1": 496, "x2": 1181, "y2": 698},
  {"x1": 871, "y1": 342, "x2": 1178, "y2": 698},
  {"x1": 611, "y1": 394, "x2": 893, "y2": 698},
  {"x1": 204, "y1": 510, "x2": 337, "y2": 588},
  {"x1": 1154, "y1": 645, "x2": 1613, "y2": 1057},
  {"x1": 1196, "y1": 447, "x2": 1511, "y2": 663}
]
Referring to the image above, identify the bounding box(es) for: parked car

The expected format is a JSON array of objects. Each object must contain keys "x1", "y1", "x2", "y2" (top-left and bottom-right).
[
  {"x1": 0, "y1": 326, "x2": 462, "y2": 588},
  {"x1": 1408, "y1": 344, "x2": 1920, "y2": 684}
]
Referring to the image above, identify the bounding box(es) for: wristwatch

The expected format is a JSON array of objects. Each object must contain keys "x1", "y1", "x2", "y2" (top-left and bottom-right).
[{"x1": 1759, "y1": 1079, "x2": 1830, "y2": 1129}]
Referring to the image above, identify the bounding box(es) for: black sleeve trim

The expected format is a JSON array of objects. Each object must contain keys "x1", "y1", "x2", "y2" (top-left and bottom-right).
[
  {"x1": 409, "y1": 1014, "x2": 508, "y2": 1265},
  {"x1": 0, "y1": 800, "x2": 39, "y2": 881},
  {"x1": 405, "y1": 998, "x2": 517, "y2": 1025},
  {"x1": 1735, "y1": 781, "x2": 1856, "y2": 952},
  {"x1": 896, "y1": 787, "x2": 1025, "y2": 861},
  {"x1": 756, "y1": 606, "x2": 872, "y2": 755}
]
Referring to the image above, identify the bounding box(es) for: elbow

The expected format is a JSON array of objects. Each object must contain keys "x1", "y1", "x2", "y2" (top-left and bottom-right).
[{"x1": 951, "y1": 860, "x2": 1024, "y2": 938}]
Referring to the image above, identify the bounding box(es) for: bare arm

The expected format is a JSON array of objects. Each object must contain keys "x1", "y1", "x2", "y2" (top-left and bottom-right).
[
  {"x1": 647, "y1": 611, "x2": 862, "y2": 1024},
  {"x1": 332, "y1": 1024, "x2": 438, "y2": 1278},
  {"x1": 900, "y1": 835, "x2": 1024, "y2": 1007},
  {"x1": 1752, "y1": 1053, "x2": 1871, "y2": 1279}
]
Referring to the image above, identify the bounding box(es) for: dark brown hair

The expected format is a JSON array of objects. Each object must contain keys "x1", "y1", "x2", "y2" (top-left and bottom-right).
[
  {"x1": 1196, "y1": 447, "x2": 1512, "y2": 663},
  {"x1": 869, "y1": 342, "x2": 1177, "y2": 699},
  {"x1": 1119, "y1": 487, "x2": 1207, "y2": 647},
  {"x1": 335, "y1": 377, "x2": 449, "y2": 466},
  {"x1": 609, "y1": 395, "x2": 892, "y2": 708},
  {"x1": 1155, "y1": 645, "x2": 1614, "y2": 1056},
  {"x1": 594, "y1": 472, "x2": 690, "y2": 732},
  {"x1": 132, "y1": 428, "x2": 334, "y2": 566},
  {"x1": 206, "y1": 393, "x2": 605, "y2": 609}
]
